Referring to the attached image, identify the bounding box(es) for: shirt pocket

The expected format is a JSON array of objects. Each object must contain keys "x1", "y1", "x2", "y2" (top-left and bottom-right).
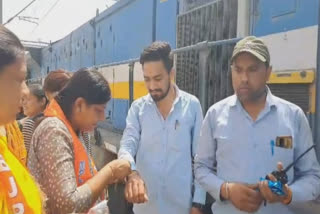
[{"x1": 170, "y1": 116, "x2": 193, "y2": 153}]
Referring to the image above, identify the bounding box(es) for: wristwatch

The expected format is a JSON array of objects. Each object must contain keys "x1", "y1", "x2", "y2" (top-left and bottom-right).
[{"x1": 192, "y1": 202, "x2": 205, "y2": 210}]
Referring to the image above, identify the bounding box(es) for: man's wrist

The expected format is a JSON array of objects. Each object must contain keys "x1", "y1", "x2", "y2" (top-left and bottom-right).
[
  {"x1": 220, "y1": 182, "x2": 230, "y2": 201},
  {"x1": 128, "y1": 170, "x2": 139, "y2": 179}
]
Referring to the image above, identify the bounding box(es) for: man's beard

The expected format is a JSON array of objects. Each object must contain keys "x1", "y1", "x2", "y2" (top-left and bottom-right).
[
  {"x1": 150, "y1": 81, "x2": 171, "y2": 102},
  {"x1": 237, "y1": 87, "x2": 267, "y2": 103}
]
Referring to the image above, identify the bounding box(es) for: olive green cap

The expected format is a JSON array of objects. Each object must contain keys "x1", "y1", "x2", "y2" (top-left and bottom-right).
[{"x1": 231, "y1": 36, "x2": 270, "y2": 64}]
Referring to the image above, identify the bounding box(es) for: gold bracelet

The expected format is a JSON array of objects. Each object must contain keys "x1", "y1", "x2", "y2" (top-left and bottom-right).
[
  {"x1": 107, "y1": 165, "x2": 115, "y2": 183},
  {"x1": 225, "y1": 182, "x2": 230, "y2": 200}
]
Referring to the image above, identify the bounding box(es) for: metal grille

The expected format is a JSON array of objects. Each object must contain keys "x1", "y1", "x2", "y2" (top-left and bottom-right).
[
  {"x1": 268, "y1": 84, "x2": 310, "y2": 113},
  {"x1": 207, "y1": 43, "x2": 235, "y2": 109},
  {"x1": 176, "y1": 0, "x2": 238, "y2": 105}
]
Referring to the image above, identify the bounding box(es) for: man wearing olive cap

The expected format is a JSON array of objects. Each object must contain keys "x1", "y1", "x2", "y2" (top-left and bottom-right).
[{"x1": 194, "y1": 36, "x2": 320, "y2": 214}]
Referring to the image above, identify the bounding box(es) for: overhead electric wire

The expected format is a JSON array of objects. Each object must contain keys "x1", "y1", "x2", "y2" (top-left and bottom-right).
[
  {"x1": 30, "y1": 0, "x2": 61, "y2": 34},
  {"x1": 4, "y1": 0, "x2": 38, "y2": 25}
]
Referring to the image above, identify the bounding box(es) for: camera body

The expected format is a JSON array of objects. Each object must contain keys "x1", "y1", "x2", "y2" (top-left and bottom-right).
[{"x1": 268, "y1": 170, "x2": 288, "y2": 185}]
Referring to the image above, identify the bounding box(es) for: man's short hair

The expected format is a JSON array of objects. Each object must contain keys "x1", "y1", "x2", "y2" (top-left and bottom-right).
[{"x1": 140, "y1": 41, "x2": 174, "y2": 73}]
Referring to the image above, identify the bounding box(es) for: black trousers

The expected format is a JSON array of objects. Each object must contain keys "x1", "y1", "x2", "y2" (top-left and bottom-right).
[{"x1": 108, "y1": 183, "x2": 134, "y2": 214}]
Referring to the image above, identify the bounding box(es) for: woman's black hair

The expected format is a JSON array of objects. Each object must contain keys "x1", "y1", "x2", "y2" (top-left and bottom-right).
[
  {"x1": 28, "y1": 84, "x2": 48, "y2": 107},
  {"x1": 56, "y1": 68, "x2": 111, "y2": 119},
  {"x1": 0, "y1": 25, "x2": 24, "y2": 72}
]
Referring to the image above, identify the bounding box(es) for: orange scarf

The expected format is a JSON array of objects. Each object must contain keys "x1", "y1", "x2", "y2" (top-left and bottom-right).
[
  {"x1": 0, "y1": 136, "x2": 43, "y2": 214},
  {"x1": 4, "y1": 121, "x2": 27, "y2": 166},
  {"x1": 44, "y1": 99, "x2": 97, "y2": 186}
]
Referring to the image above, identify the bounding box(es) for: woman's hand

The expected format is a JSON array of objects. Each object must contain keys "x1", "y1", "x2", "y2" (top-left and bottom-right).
[{"x1": 107, "y1": 159, "x2": 131, "y2": 183}]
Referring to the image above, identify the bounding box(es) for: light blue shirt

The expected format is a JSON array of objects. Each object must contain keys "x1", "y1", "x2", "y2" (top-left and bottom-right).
[
  {"x1": 118, "y1": 86, "x2": 206, "y2": 214},
  {"x1": 195, "y1": 89, "x2": 320, "y2": 214}
]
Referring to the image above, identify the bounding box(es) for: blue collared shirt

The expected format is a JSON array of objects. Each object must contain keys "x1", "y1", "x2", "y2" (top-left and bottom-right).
[
  {"x1": 118, "y1": 86, "x2": 206, "y2": 214},
  {"x1": 195, "y1": 89, "x2": 320, "y2": 214}
]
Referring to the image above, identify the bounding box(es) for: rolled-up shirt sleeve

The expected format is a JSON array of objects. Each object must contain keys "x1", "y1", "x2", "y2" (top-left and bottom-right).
[{"x1": 194, "y1": 109, "x2": 225, "y2": 202}]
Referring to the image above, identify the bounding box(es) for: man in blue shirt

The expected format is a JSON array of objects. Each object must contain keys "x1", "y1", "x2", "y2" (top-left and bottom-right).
[
  {"x1": 195, "y1": 36, "x2": 320, "y2": 214},
  {"x1": 118, "y1": 42, "x2": 206, "y2": 214}
]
